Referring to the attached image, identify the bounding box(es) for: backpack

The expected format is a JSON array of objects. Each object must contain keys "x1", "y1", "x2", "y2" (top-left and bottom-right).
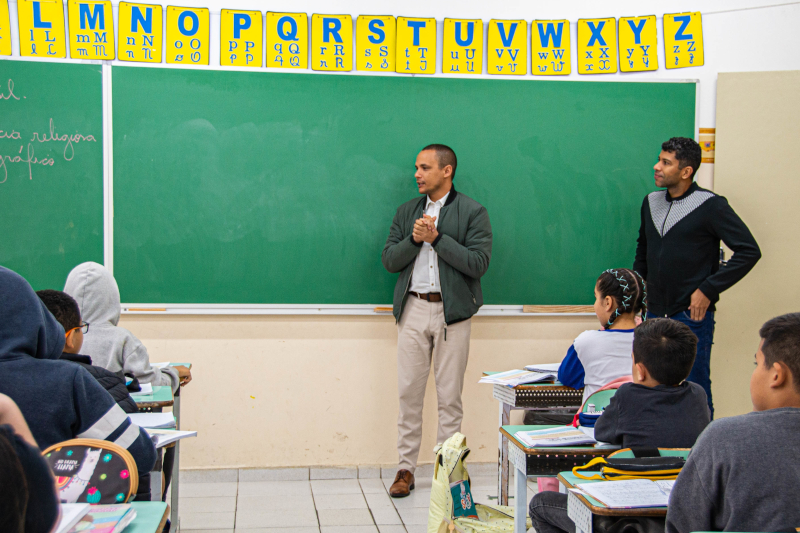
[
  {"x1": 427, "y1": 433, "x2": 531, "y2": 533},
  {"x1": 42, "y1": 439, "x2": 139, "y2": 504},
  {"x1": 572, "y1": 448, "x2": 689, "y2": 481}
]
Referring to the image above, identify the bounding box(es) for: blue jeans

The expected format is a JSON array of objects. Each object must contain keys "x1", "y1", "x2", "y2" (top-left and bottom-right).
[{"x1": 648, "y1": 310, "x2": 716, "y2": 418}]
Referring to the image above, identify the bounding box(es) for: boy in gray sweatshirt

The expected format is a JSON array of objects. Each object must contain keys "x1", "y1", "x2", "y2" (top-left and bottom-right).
[
  {"x1": 64, "y1": 262, "x2": 190, "y2": 392},
  {"x1": 666, "y1": 312, "x2": 800, "y2": 533}
]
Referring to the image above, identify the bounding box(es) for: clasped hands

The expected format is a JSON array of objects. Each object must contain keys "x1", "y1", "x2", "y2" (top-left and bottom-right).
[{"x1": 412, "y1": 214, "x2": 438, "y2": 244}]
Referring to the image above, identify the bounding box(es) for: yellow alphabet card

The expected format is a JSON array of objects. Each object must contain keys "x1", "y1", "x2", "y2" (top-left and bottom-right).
[
  {"x1": 220, "y1": 10, "x2": 262, "y2": 67},
  {"x1": 118, "y1": 2, "x2": 162, "y2": 62},
  {"x1": 18, "y1": 0, "x2": 66, "y2": 58},
  {"x1": 356, "y1": 15, "x2": 395, "y2": 72},
  {"x1": 166, "y1": 6, "x2": 209, "y2": 65},
  {"x1": 531, "y1": 20, "x2": 570, "y2": 75},
  {"x1": 664, "y1": 12, "x2": 704, "y2": 69},
  {"x1": 577, "y1": 17, "x2": 617, "y2": 74},
  {"x1": 395, "y1": 16, "x2": 435, "y2": 74},
  {"x1": 443, "y1": 18, "x2": 482, "y2": 75},
  {"x1": 311, "y1": 14, "x2": 352, "y2": 71},
  {"x1": 266, "y1": 12, "x2": 307, "y2": 69},
  {"x1": 618, "y1": 15, "x2": 657, "y2": 72},
  {"x1": 0, "y1": 0, "x2": 11, "y2": 56},
  {"x1": 487, "y1": 19, "x2": 526, "y2": 75},
  {"x1": 68, "y1": 0, "x2": 114, "y2": 60}
]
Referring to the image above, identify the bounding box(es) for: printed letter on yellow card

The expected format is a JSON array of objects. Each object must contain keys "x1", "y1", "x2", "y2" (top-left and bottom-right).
[
  {"x1": 312, "y1": 14, "x2": 352, "y2": 71},
  {"x1": 0, "y1": 0, "x2": 11, "y2": 56},
  {"x1": 664, "y1": 12, "x2": 704, "y2": 69},
  {"x1": 118, "y1": 2, "x2": 162, "y2": 62},
  {"x1": 443, "y1": 18, "x2": 482, "y2": 75},
  {"x1": 68, "y1": 0, "x2": 114, "y2": 60},
  {"x1": 356, "y1": 15, "x2": 395, "y2": 72},
  {"x1": 487, "y1": 20, "x2": 526, "y2": 75},
  {"x1": 396, "y1": 17, "x2": 435, "y2": 74},
  {"x1": 531, "y1": 20, "x2": 570, "y2": 75},
  {"x1": 166, "y1": 6, "x2": 209, "y2": 65},
  {"x1": 266, "y1": 12, "x2": 307, "y2": 68},
  {"x1": 220, "y1": 10, "x2": 262, "y2": 67},
  {"x1": 618, "y1": 15, "x2": 657, "y2": 72},
  {"x1": 578, "y1": 18, "x2": 617, "y2": 74},
  {"x1": 18, "y1": 0, "x2": 66, "y2": 57}
]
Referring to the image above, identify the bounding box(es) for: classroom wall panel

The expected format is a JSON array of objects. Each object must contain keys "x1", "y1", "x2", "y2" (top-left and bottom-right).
[{"x1": 712, "y1": 70, "x2": 800, "y2": 418}]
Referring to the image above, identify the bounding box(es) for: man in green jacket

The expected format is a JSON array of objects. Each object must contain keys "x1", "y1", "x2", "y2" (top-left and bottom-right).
[{"x1": 382, "y1": 144, "x2": 492, "y2": 497}]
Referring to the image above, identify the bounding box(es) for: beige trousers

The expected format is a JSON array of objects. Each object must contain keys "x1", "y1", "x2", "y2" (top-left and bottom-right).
[{"x1": 396, "y1": 296, "x2": 472, "y2": 472}]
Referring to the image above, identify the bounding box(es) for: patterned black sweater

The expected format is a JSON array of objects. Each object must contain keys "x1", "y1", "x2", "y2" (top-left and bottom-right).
[{"x1": 633, "y1": 182, "x2": 761, "y2": 317}]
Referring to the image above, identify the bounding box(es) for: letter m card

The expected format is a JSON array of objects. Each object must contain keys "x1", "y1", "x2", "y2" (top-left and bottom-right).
[
  {"x1": 68, "y1": 0, "x2": 115, "y2": 60},
  {"x1": 664, "y1": 12, "x2": 704, "y2": 69}
]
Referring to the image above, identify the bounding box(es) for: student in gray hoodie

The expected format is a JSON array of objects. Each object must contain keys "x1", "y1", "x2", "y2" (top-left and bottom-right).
[{"x1": 64, "y1": 262, "x2": 189, "y2": 392}]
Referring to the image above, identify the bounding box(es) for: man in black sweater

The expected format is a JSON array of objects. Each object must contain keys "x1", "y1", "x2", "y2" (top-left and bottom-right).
[{"x1": 634, "y1": 137, "x2": 761, "y2": 417}]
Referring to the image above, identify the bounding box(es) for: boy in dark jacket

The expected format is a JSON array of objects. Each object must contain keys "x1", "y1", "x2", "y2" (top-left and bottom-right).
[
  {"x1": 36, "y1": 290, "x2": 139, "y2": 414},
  {"x1": 529, "y1": 319, "x2": 710, "y2": 533}
]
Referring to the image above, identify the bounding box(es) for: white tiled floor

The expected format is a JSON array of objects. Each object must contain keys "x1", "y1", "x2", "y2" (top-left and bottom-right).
[{"x1": 178, "y1": 472, "x2": 539, "y2": 532}]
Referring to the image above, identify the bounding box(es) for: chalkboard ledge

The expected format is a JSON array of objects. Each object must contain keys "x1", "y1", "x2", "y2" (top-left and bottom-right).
[{"x1": 121, "y1": 304, "x2": 595, "y2": 317}]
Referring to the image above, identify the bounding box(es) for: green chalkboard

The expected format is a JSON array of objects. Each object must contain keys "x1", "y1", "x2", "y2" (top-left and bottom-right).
[
  {"x1": 0, "y1": 60, "x2": 104, "y2": 290},
  {"x1": 112, "y1": 66, "x2": 694, "y2": 304}
]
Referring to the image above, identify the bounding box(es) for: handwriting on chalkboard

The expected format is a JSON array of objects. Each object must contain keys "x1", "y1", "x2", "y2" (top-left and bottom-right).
[
  {"x1": 0, "y1": 79, "x2": 20, "y2": 101},
  {"x1": 31, "y1": 119, "x2": 97, "y2": 161}
]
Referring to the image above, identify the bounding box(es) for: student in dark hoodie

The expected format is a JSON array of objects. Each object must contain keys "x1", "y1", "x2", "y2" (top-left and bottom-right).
[
  {"x1": 529, "y1": 319, "x2": 710, "y2": 533},
  {"x1": 0, "y1": 266, "x2": 156, "y2": 480},
  {"x1": 36, "y1": 289, "x2": 139, "y2": 413}
]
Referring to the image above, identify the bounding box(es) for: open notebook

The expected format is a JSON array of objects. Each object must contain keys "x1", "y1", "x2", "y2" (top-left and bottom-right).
[{"x1": 576, "y1": 479, "x2": 675, "y2": 508}]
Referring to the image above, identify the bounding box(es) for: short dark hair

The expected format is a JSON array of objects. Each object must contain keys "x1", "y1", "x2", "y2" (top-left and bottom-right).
[
  {"x1": 421, "y1": 144, "x2": 457, "y2": 179},
  {"x1": 633, "y1": 318, "x2": 697, "y2": 385},
  {"x1": 596, "y1": 268, "x2": 647, "y2": 329},
  {"x1": 759, "y1": 313, "x2": 800, "y2": 392},
  {"x1": 661, "y1": 137, "x2": 702, "y2": 180},
  {"x1": 36, "y1": 289, "x2": 81, "y2": 331},
  {"x1": 0, "y1": 432, "x2": 27, "y2": 533}
]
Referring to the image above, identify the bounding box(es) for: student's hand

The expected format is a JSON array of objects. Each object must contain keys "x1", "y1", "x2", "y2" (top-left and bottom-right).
[
  {"x1": 689, "y1": 289, "x2": 711, "y2": 321},
  {"x1": 413, "y1": 217, "x2": 439, "y2": 244},
  {"x1": 176, "y1": 365, "x2": 192, "y2": 386}
]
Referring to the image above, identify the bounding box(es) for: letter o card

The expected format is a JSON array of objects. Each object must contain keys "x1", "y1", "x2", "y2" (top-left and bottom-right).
[
  {"x1": 118, "y1": 2, "x2": 162, "y2": 63},
  {"x1": 166, "y1": 6, "x2": 209, "y2": 65},
  {"x1": 395, "y1": 16, "x2": 435, "y2": 74},
  {"x1": 356, "y1": 15, "x2": 395, "y2": 72},
  {"x1": 618, "y1": 16, "x2": 657, "y2": 72},
  {"x1": 68, "y1": 0, "x2": 115, "y2": 60},
  {"x1": 487, "y1": 20, "x2": 526, "y2": 75},
  {"x1": 220, "y1": 10, "x2": 262, "y2": 67},
  {"x1": 531, "y1": 20, "x2": 570, "y2": 76},
  {"x1": 443, "y1": 19, "x2": 482, "y2": 75},
  {"x1": 664, "y1": 12, "x2": 704, "y2": 69},
  {"x1": 312, "y1": 14, "x2": 352, "y2": 71},
  {"x1": 266, "y1": 12, "x2": 307, "y2": 69},
  {"x1": 18, "y1": 0, "x2": 67, "y2": 58},
  {"x1": 0, "y1": 0, "x2": 12, "y2": 56},
  {"x1": 577, "y1": 17, "x2": 617, "y2": 74}
]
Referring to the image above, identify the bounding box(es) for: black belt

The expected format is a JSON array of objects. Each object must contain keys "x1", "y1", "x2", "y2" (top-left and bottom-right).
[{"x1": 408, "y1": 291, "x2": 442, "y2": 302}]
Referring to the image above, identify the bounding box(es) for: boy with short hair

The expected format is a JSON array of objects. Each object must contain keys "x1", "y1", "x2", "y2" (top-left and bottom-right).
[
  {"x1": 36, "y1": 289, "x2": 138, "y2": 413},
  {"x1": 529, "y1": 319, "x2": 710, "y2": 533},
  {"x1": 666, "y1": 312, "x2": 800, "y2": 533}
]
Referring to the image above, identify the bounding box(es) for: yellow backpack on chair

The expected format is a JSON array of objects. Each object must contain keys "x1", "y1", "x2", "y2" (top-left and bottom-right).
[{"x1": 427, "y1": 433, "x2": 532, "y2": 533}]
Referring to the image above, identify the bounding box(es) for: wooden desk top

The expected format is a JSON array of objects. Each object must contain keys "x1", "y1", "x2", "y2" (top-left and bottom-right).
[
  {"x1": 558, "y1": 472, "x2": 667, "y2": 517},
  {"x1": 127, "y1": 502, "x2": 170, "y2": 533},
  {"x1": 132, "y1": 386, "x2": 174, "y2": 408},
  {"x1": 501, "y1": 425, "x2": 619, "y2": 454}
]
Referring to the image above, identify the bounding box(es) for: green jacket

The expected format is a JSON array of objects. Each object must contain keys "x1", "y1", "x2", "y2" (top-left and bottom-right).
[{"x1": 382, "y1": 187, "x2": 492, "y2": 325}]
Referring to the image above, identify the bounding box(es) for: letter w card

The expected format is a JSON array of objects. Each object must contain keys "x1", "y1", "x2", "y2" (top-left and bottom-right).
[
  {"x1": 532, "y1": 19, "x2": 570, "y2": 76},
  {"x1": 664, "y1": 12, "x2": 704, "y2": 69},
  {"x1": 618, "y1": 15, "x2": 657, "y2": 72},
  {"x1": 356, "y1": 15, "x2": 395, "y2": 72}
]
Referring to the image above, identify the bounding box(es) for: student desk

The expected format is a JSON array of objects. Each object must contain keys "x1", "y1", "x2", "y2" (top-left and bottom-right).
[
  {"x1": 502, "y1": 425, "x2": 619, "y2": 533},
  {"x1": 133, "y1": 386, "x2": 174, "y2": 410},
  {"x1": 128, "y1": 502, "x2": 170, "y2": 533},
  {"x1": 487, "y1": 373, "x2": 584, "y2": 505}
]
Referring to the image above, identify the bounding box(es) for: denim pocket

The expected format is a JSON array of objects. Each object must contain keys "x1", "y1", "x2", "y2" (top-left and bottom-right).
[{"x1": 682, "y1": 310, "x2": 704, "y2": 324}]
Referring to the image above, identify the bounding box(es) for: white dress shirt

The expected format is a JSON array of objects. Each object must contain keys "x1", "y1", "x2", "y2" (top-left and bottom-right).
[{"x1": 409, "y1": 191, "x2": 449, "y2": 294}]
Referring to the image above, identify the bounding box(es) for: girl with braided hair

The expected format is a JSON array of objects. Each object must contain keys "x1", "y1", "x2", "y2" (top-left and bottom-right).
[{"x1": 557, "y1": 268, "x2": 647, "y2": 404}]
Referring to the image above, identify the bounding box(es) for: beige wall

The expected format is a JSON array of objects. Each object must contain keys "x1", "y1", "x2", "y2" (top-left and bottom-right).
[
  {"x1": 123, "y1": 314, "x2": 596, "y2": 469},
  {"x1": 711, "y1": 70, "x2": 800, "y2": 416}
]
